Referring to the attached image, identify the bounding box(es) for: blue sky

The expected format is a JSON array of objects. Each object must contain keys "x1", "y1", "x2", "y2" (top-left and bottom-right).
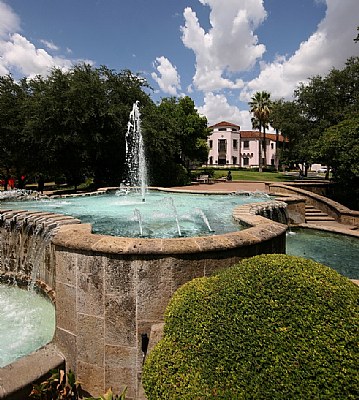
[{"x1": 0, "y1": 0, "x2": 358, "y2": 128}]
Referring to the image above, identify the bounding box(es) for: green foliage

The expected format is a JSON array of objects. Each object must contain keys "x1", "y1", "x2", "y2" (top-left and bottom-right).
[
  {"x1": 0, "y1": 65, "x2": 208, "y2": 188},
  {"x1": 143, "y1": 96, "x2": 208, "y2": 186},
  {"x1": 30, "y1": 369, "x2": 82, "y2": 399},
  {"x1": 30, "y1": 369, "x2": 127, "y2": 400},
  {"x1": 249, "y1": 91, "x2": 273, "y2": 170},
  {"x1": 319, "y1": 115, "x2": 359, "y2": 208},
  {"x1": 143, "y1": 254, "x2": 359, "y2": 400},
  {"x1": 86, "y1": 387, "x2": 127, "y2": 400}
]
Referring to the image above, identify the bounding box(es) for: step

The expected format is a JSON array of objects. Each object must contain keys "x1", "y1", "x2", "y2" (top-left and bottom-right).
[
  {"x1": 306, "y1": 212, "x2": 330, "y2": 217},
  {"x1": 305, "y1": 215, "x2": 336, "y2": 221}
]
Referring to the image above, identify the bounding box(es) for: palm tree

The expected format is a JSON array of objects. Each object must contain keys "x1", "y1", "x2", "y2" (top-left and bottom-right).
[{"x1": 249, "y1": 91, "x2": 272, "y2": 172}]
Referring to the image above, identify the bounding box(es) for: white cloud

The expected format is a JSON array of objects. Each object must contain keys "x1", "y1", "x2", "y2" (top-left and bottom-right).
[
  {"x1": 0, "y1": 1, "x2": 80, "y2": 78},
  {"x1": 40, "y1": 39, "x2": 59, "y2": 51},
  {"x1": 240, "y1": 0, "x2": 359, "y2": 101},
  {"x1": 0, "y1": 2, "x2": 20, "y2": 38},
  {"x1": 197, "y1": 92, "x2": 251, "y2": 128},
  {"x1": 0, "y1": 33, "x2": 72, "y2": 78},
  {"x1": 181, "y1": 0, "x2": 266, "y2": 91},
  {"x1": 151, "y1": 56, "x2": 181, "y2": 96}
]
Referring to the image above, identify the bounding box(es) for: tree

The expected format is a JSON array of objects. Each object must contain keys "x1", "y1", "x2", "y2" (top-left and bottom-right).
[
  {"x1": 142, "y1": 96, "x2": 208, "y2": 186},
  {"x1": 249, "y1": 91, "x2": 272, "y2": 171},
  {"x1": 270, "y1": 99, "x2": 313, "y2": 174},
  {"x1": 319, "y1": 115, "x2": 359, "y2": 209},
  {"x1": 0, "y1": 75, "x2": 28, "y2": 181},
  {"x1": 294, "y1": 57, "x2": 359, "y2": 177}
]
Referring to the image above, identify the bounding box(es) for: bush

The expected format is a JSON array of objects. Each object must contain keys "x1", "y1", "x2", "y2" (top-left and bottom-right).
[{"x1": 142, "y1": 254, "x2": 359, "y2": 399}]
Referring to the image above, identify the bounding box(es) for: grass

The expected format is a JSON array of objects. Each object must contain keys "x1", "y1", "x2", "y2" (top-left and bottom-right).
[{"x1": 212, "y1": 169, "x2": 299, "y2": 182}]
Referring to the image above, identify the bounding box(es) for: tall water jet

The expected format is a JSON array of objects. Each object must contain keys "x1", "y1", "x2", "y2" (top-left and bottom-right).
[{"x1": 125, "y1": 101, "x2": 148, "y2": 201}]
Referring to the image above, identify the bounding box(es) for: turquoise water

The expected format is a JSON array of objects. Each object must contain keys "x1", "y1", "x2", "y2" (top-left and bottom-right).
[
  {"x1": 0, "y1": 284, "x2": 55, "y2": 367},
  {"x1": 286, "y1": 228, "x2": 359, "y2": 279},
  {"x1": 1, "y1": 191, "x2": 270, "y2": 238}
]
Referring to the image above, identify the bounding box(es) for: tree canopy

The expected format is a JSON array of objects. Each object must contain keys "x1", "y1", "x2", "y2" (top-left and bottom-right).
[
  {"x1": 0, "y1": 64, "x2": 208, "y2": 188},
  {"x1": 270, "y1": 56, "x2": 359, "y2": 206}
]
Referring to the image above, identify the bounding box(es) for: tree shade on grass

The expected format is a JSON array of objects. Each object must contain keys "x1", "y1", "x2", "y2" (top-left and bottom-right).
[{"x1": 143, "y1": 254, "x2": 359, "y2": 400}]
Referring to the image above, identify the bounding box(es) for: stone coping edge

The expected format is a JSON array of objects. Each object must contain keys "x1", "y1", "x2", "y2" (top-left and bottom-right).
[
  {"x1": 0, "y1": 343, "x2": 65, "y2": 400},
  {"x1": 268, "y1": 183, "x2": 359, "y2": 219},
  {"x1": 295, "y1": 223, "x2": 359, "y2": 238},
  {"x1": 52, "y1": 202, "x2": 288, "y2": 255}
]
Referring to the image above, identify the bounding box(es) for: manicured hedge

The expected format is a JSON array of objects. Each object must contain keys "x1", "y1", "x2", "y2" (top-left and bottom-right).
[{"x1": 142, "y1": 254, "x2": 359, "y2": 399}]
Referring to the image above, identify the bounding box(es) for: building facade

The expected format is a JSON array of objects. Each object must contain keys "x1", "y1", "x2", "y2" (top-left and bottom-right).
[{"x1": 207, "y1": 121, "x2": 286, "y2": 168}]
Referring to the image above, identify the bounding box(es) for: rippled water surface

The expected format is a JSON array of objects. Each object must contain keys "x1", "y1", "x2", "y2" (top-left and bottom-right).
[
  {"x1": 286, "y1": 228, "x2": 359, "y2": 279},
  {"x1": 0, "y1": 285, "x2": 55, "y2": 367},
  {"x1": 1, "y1": 191, "x2": 270, "y2": 238}
]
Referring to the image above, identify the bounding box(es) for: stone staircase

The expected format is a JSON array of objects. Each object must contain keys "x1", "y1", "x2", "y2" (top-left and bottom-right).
[{"x1": 305, "y1": 204, "x2": 336, "y2": 223}]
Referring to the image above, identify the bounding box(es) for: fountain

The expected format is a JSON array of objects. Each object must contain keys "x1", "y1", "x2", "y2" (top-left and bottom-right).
[
  {"x1": 125, "y1": 101, "x2": 147, "y2": 201},
  {"x1": 3, "y1": 101, "x2": 356, "y2": 399}
]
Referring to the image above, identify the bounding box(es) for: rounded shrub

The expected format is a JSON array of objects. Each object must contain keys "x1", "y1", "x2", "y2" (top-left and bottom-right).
[{"x1": 142, "y1": 254, "x2": 359, "y2": 400}]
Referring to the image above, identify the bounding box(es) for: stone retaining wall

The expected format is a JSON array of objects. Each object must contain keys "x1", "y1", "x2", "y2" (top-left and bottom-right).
[{"x1": 268, "y1": 183, "x2": 359, "y2": 227}]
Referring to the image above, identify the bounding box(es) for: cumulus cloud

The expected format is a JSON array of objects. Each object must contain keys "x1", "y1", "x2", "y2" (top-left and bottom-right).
[
  {"x1": 0, "y1": 33, "x2": 72, "y2": 77},
  {"x1": 0, "y1": 2, "x2": 20, "y2": 38},
  {"x1": 151, "y1": 56, "x2": 181, "y2": 96},
  {"x1": 197, "y1": 92, "x2": 251, "y2": 128},
  {"x1": 240, "y1": 0, "x2": 359, "y2": 101},
  {"x1": 0, "y1": 1, "x2": 76, "y2": 78},
  {"x1": 181, "y1": 0, "x2": 266, "y2": 91}
]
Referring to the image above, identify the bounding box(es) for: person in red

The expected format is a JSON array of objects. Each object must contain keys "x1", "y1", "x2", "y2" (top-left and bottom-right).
[{"x1": 8, "y1": 177, "x2": 15, "y2": 189}]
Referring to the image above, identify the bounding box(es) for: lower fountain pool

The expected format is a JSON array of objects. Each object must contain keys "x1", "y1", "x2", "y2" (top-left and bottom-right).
[
  {"x1": 1, "y1": 191, "x2": 270, "y2": 238},
  {"x1": 0, "y1": 284, "x2": 55, "y2": 367},
  {"x1": 286, "y1": 228, "x2": 359, "y2": 279}
]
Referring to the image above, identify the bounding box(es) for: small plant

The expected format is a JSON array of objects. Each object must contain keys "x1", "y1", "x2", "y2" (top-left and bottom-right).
[
  {"x1": 86, "y1": 387, "x2": 127, "y2": 400},
  {"x1": 30, "y1": 369, "x2": 82, "y2": 399},
  {"x1": 30, "y1": 369, "x2": 126, "y2": 400}
]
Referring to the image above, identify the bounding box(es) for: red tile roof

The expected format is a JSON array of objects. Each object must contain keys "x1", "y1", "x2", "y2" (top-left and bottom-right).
[
  {"x1": 209, "y1": 121, "x2": 240, "y2": 129},
  {"x1": 239, "y1": 130, "x2": 288, "y2": 142}
]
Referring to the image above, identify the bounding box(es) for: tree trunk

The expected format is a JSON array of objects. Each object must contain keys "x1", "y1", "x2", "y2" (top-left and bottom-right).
[
  {"x1": 258, "y1": 127, "x2": 263, "y2": 172},
  {"x1": 263, "y1": 127, "x2": 267, "y2": 168}
]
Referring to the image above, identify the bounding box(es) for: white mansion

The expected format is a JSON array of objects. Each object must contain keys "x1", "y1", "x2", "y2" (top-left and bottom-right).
[{"x1": 207, "y1": 121, "x2": 287, "y2": 168}]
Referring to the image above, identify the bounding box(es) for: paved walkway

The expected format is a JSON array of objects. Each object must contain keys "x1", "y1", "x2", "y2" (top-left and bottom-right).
[{"x1": 169, "y1": 180, "x2": 267, "y2": 193}]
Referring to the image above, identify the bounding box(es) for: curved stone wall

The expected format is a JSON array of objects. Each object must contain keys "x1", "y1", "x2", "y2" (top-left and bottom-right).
[
  {"x1": 268, "y1": 183, "x2": 359, "y2": 227},
  {"x1": 0, "y1": 202, "x2": 287, "y2": 400}
]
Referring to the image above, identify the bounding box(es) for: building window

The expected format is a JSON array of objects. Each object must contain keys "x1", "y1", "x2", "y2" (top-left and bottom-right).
[
  {"x1": 233, "y1": 139, "x2": 238, "y2": 149},
  {"x1": 243, "y1": 140, "x2": 249, "y2": 149},
  {"x1": 271, "y1": 143, "x2": 274, "y2": 149},
  {"x1": 271, "y1": 158, "x2": 275, "y2": 166},
  {"x1": 209, "y1": 140, "x2": 213, "y2": 149},
  {"x1": 218, "y1": 139, "x2": 227, "y2": 152},
  {"x1": 232, "y1": 156, "x2": 237, "y2": 165},
  {"x1": 243, "y1": 158, "x2": 249, "y2": 166},
  {"x1": 209, "y1": 156, "x2": 213, "y2": 165},
  {"x1": 218, "y1": 127, "x2": 226, "y2": 131},
  {"x1": 232, "y1": 128, "x2": 238, "y2": 131}
]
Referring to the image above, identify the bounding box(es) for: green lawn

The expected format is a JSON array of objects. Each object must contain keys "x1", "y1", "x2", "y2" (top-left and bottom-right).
[{"x1": 212, "y1": 170, "x2": 296, "y2": 182}]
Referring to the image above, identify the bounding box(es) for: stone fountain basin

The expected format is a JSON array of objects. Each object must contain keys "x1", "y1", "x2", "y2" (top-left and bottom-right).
[{"x1": 0, "y1": 199, "x2": 287, "y2": 399}]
